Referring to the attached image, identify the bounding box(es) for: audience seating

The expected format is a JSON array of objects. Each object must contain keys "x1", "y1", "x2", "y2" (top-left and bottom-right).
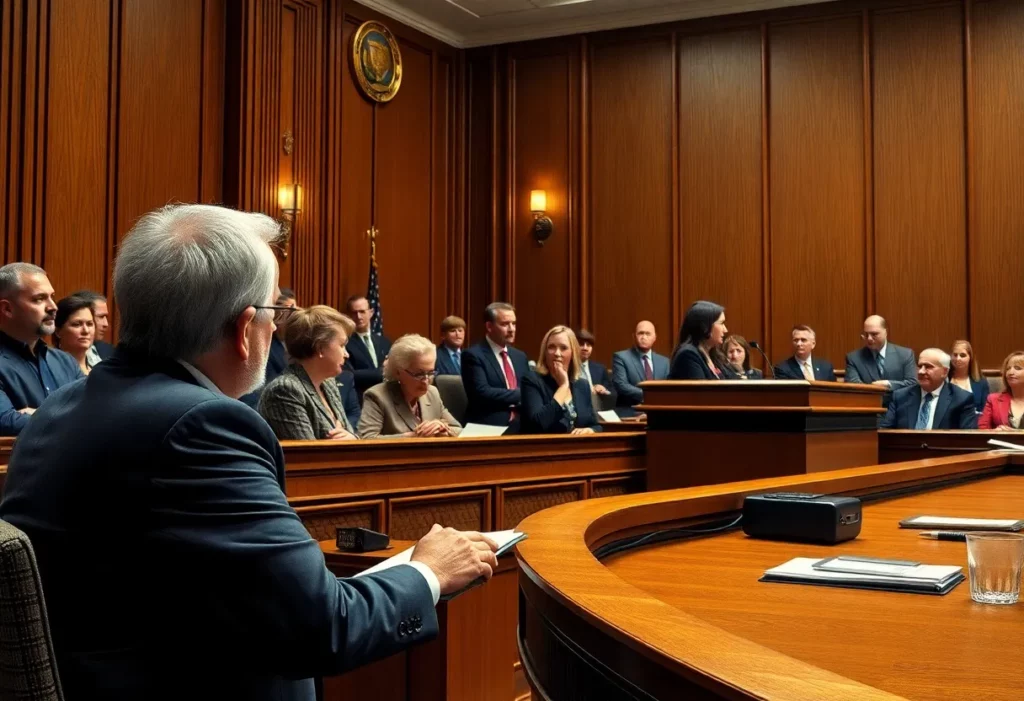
[{"x1": 0, "y1": 520, "x2": 64, "y2": 701}]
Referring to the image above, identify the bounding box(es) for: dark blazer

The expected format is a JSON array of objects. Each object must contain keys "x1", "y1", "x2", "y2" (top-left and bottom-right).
[
  {"x1": 611, "y1": 348, "x2": 670, "y2": 406},
  {"x1": 0, "y1": 349, "x2": 437, "y2": 701},
  {"x1": 346, "y1": 332, "x2": 393, "y2": 393},
  {"x1": 585, "y1": 359, "x2": 611, "y2": 388},
  {"x1": 669, "y1": 343, "x2": 722, "y2": 381},
  {"x1": 461, "y1": 340, "x2": 530, "y2": 431},
  {"x1": 520, "y1": 372, "x2": 602, "y2": 434},
  {"x1": 337, "y1": 369, "x2": 361, "y2": 428},
  {"x1": 979, "y1": 392, "x2": 1015, "y2": 430},
  {"x1": 775, "y1": 356, "x2": 838, "y2": 382},
  {"x1": 880, "y1": 382, "x2": 978, "y2": 430},
  {"x1": 435, "y1": 344, "x2": 463, "y2": 376},
  {"x1": 259, "y1": 363, "x2": 357, "y2": 440},
  {"x1": 0, "y1": 332, "x2": 84, "y2": 436},
  {"x1": 93, "y1": 339, "x2": 115, "y2": 361},
  {"x1": 845, "y1": 343, "x2": 917, "y2": 389},
  {"x1": 962, "y1": 377, "x2": 991, "y2": 414}
]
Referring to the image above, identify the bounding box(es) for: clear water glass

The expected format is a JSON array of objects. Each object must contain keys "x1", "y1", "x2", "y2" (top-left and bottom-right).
[{"x1": 966, "y1": 532, "x2": 1024, "y2": 605}]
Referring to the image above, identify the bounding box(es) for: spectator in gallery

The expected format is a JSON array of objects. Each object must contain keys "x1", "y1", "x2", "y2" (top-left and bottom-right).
[
  {"x1": 979, "y1": 351, "x2": 1024, "y2": 431},
  {"x1": 576, "y1": 328, "x2": 612, "y2": 396},
  {"x1": 71, "y1": 289, "x2": 114, "y2": 366},
  {"x1": 669, "y1": 300, "x2": 729, "y2": 381},
  {"x1": 461, "y1": 302, "x2": 530, "y2": 432},
  {"x1": 520, "y1": 326, "x2": 601, "y2": 435},
  {"x1": 948, "y1": 339, "x2": 989, "y2": 414},
  {"x1": 345, "y1": 294, "x2": 393, "y2": 395},
  {"x1": 612, "y1": 320, "x2": 669, "y2": 409},
  {"x1": 435, "y1": 315, "x2": 466, "y2": 376},
  {"x1": 880, "y1": 348, "x2": 977, "y2": 430},
  {"x1": 259, "y1": 305, "x2": 360, "y2": 440},
  {"x1": 774, "y1": 325, "x2": 837, "y2": 382},
  {"x1": 844, "y1": 315, "x2": 916, "y2": 402},
  {"x1": 722, "y1": 334, "x2": 763, "y2": 380},
  {"x1": 53, "y1": 295, "x2": 97, "y2": 377},
  {"x1": 358, "y1": 334, "x2": 462, "y2": 439},
  {"x1": 0, "y1": 262, "x2": 83, "y2": 436}
]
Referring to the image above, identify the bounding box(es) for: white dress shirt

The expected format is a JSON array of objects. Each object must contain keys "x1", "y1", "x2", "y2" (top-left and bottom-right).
[
  {"x1": 919, "y1": 386, "x2": 942, "y2": 430},
  {"x1": 176, "y1": 360, "x2": 440, "y2": 604},
  {"x1": 486, "y1": 336, "x2": 512, "y2": 389}
]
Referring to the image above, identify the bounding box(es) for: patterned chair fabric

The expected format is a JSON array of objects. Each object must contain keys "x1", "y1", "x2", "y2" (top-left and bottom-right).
[{"x1": 0, "y1": 520, "x2": 63, "y2": 700}]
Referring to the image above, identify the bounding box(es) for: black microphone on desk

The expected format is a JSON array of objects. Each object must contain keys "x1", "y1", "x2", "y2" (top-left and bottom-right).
[{"x1": 748, "y1": 341, "x2": 777, "y2": 379}]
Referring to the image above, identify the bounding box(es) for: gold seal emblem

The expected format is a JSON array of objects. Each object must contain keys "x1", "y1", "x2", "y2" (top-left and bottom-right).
[{"x1": 352, "y1": 21, "x2": 402, "y2": 103}]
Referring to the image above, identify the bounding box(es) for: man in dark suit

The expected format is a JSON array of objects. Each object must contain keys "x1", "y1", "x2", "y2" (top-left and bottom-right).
[
  {"x1": 577, "y1": 329, "x2": 612, "y2": 395},
  {"x1": 72, "y1": 289, "x2": 115, "y2": 363},
  {"x1": 345, "y1": 294, "x2": 392, "y2": 395},
  {"x1": 461, "y1": 302, "x2": 530, "y2": 432},
  {"x1": 774, "y1": 324, "x2": 837, "y2": 382},
  {"x1": 435, "y1": 315, "x2": 466, "y2": 376},
  {"x1": 881, "y1": 348, "x2": 977, "y2": 429},
  {"x1": 845, "y1": 315, "x2": 917, "y2": 403},
  {"x1": 0, "y1": 204, "x2": 498, "y2": 701},
  {"x1": 612, "y1": 320, "x2": 669, "y2": 410}
]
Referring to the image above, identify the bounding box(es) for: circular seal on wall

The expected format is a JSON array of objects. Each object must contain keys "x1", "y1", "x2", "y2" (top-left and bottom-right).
[{"x1": 352, "y1": 21, "x2": 402, "y2": 103}]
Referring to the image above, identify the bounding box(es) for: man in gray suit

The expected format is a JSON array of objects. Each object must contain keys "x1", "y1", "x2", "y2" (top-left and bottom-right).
[
  {"x1": 612, "y1": 320, "x2": 669, "y2": 411},
  {"x1": 845, "y1": 315, "x2": 917, "y2": 404}
]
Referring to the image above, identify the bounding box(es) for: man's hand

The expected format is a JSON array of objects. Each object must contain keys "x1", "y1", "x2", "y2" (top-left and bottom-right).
[
  {"x1": 327, "y1": 426, "x2": 356, "y2": 440},
  {"x1": 571, "y1": 427, "x2": 595, "y2": 435},
  {"x1": 995, "y1": 425, "x2": 1019, "y2": 432},
  {"x1": 593, "y1": 384, "x2": 610, "y2": 395},
  {"x1": 871, "y1": 380, "x2": 891, "y2": 388},
  {"x1": 415, "y1": 420, "x2": 450, "y2": 437},
  {"x1": 411, "y1": 524, "x2": 499, "y2": 596},
  {"x1": 17, "y1": 407, "x2": 36, "y2": 416}
]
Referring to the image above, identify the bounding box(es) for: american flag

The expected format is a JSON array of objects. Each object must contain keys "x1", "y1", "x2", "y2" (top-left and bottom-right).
[{"x1": 367, "y1": 236, "x2": 384, "y2": 335}]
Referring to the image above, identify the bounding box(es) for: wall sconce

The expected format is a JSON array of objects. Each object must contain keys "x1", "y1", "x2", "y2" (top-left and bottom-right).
[
  {"x1": 276, "y1": 184, "x2": 302, "y2": 253},
  {"x1": 530, "y1": 189, "x2": 554, "y2": 246}
]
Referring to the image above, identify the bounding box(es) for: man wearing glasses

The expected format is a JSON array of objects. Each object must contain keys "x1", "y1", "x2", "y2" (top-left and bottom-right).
[
  {"x1": 844, "y1": 314, "x2": 917, "y2": 406},
  {"x1": 357, "y1": 333, "x2": 462, "y2": 438},
  {"x1": 239, "y1": 289, "x2": 298, "y2": 408}
]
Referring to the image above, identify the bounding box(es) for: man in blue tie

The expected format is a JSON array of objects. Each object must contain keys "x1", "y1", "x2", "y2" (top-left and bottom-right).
[
  {"x1": 844, "y1": 315, "x2": 917, "y2": 406},
  {"x1": 435, "y1": 315, "x2": 465, "y2": 376},
  {"x1": 880, "y1": 348, "x2": 977, "y2": 430}
]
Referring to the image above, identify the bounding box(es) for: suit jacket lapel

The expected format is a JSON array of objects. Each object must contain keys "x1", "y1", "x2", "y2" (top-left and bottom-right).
[
  {"x1": 295, "y1": 365, "x2": 337, "y2": 428},
  {"x1": 481, "y1": 341, "x2": 505, "y2": 384},
  {"x1": 903, "y1": 386, "x2": 923, "y2": 427},
  {"x1": 630, "y1": 349, "x2": 645, "y2": 382},
  {"x1": 389, "y1": 382, "x2": 420, "y2": 431},
  {"x1": 931, "y1": 385, "x2": 953, "y2": 429}
]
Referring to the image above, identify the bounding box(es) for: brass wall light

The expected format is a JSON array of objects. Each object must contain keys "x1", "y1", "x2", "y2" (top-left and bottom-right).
[{"x1": 530, "y1": 189, "x2": 553, "y2": 246}]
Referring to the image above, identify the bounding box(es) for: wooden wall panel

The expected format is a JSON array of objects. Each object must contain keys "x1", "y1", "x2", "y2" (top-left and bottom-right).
[
  {"x1": 873, "y1": 4, "x2": 966, "y2": 358},
  {"x1": 589, "y1": 36, "x2": 675, "y2": 361},
  {"x1": 769, "y1": 16, "x2": 866, "y2": 366},
  {"x1": 509, "y1": 46, "x2": 574, "y2": 357},
  {"x1": 972, "y1": 0, "x2": 1024, "y2": 368},
  {"x1": 465, "y1": 50, "x2": 498, "y2": 341},
  {"x1": 678, "y1": 29, "x2": 763, "y2": 352}
]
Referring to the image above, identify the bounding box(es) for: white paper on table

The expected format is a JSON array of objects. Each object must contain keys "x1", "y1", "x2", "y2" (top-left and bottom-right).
[
  {"x1": 988, "y1": 439, "x2": 1024, "y2": 453},
  {"x1": 597, "y1": 410, "x2": 621, "y2": 423},
  {"x1": 457, "y1": 423, "x2": 509, "y2": 438},
  {"x1": 355, "y1": 530, "x2": 526, "y2": 577}
]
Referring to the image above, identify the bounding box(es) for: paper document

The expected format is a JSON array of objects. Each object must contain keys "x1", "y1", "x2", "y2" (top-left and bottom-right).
[
  {"x1": 597, "y1": 410, "x2": 621, "y2": 423},
  {"x1": 458, "y1": 423, "x2": 509, "y2": 438},
  {"x1": 762, "y1": 557, "x2": 963, "y2": 594},
  {"x1": 356, "y1": 530, "x2": 527, "y2": 578},
  {"x1": 988, "y1": 439, "x2": 1024, "y2": 453},
  {"x1": 901, "y1": 515, "x2": 1024, "y2": 530}
]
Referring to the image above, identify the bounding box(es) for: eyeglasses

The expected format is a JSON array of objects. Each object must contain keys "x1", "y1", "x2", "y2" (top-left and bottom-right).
[
  {"x1": 402, "y1": 368, "x2": 438, "y2": 382},
  {"x1": 253, "y1": 305, "x2": 297, "y2": 319}
]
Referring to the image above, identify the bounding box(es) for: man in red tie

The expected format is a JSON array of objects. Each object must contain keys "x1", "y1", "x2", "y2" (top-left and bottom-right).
[{"x1": 461, "y1": 302, "x2": 531, "y2": 433}]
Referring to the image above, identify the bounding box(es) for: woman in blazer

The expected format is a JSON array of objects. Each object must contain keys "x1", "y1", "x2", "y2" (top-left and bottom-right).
[
  {"x1": 521, "y1": 326, "x2": 601, "y2": 435},
  {"x1": 949, "y1": 340, "x2": 990, "y2": 413},
  {"x1": 669, "y1": 300, "x2": 729, "y2": 380},
  {"x1": 723, "y1": 334, "x2": 763, "y2": 380},
  {"x1": 979, "y1": 351, "x2": 1024, "y2": 430},
  {"x1": 357, "y1": 334, "x2": 462, "y2": 439},
  {"x1": 259, "y1": 305, "x2": 359, "y2": 441}
]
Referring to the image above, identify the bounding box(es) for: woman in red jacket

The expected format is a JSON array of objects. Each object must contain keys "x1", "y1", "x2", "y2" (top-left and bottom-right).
[{"x1": 979, "y1": 351, "x2": 1024, "y2": 430}]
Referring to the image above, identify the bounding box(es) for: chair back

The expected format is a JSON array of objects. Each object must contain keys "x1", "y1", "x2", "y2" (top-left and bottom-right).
[
  {"x1": 987, "y1": 376, "x2": 1005, "y2": 395},
  {"x1": 0, "y1": 520, "x2": 64, "y2": 700},
  {"x1": 435, "y1": 375, "x2": 468, "y2": 425}
]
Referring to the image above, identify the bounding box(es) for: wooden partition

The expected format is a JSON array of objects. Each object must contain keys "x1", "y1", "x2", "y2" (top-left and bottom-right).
[{"x1": 880, "y1": 429, "x2": 1024, "y2": 463}]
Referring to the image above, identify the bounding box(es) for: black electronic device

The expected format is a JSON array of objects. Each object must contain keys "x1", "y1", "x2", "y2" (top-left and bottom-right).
[
  {"x1": 336, "y1": 527, "x2": 391, "y2": 553},
  {"x1": 742, "y1": 492, "x2": 862, "y2": 544}
]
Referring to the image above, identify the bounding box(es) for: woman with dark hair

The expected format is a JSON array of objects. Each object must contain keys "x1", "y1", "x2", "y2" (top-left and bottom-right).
[
  {"x1": 723, "y1": 334, "x2": 763, "y2": 379},
  {"x1": 669, "y1": 300, "x2": 728, "y2": 380},
  {"x1": 53, "y1": 295, "x2": 96, "y2": 376}
]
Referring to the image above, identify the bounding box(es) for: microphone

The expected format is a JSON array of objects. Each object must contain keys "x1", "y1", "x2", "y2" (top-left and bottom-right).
[{"x1": 748, "y1": 341, "x2": 777, "y2": 379}]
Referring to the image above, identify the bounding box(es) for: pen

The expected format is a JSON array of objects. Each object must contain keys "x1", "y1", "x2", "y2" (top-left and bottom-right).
[{"x1": 919, "y1": 531, "x2": 967, "y2": 541}]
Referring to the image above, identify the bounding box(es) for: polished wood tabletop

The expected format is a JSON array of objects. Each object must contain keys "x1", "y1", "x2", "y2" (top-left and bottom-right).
[{"x1": 605, "y1": 474, "x2": 1024, "y2": 701}]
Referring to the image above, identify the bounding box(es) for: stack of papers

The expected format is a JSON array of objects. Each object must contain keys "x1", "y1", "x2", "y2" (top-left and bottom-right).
[{"x1": 761, "y1": 556, "x2": 964, "y2": 595}]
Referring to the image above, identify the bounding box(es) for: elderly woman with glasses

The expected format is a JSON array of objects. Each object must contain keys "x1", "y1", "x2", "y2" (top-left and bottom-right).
[{"x1": 357, "y1": 333, "x2": 462, "y2": 439}]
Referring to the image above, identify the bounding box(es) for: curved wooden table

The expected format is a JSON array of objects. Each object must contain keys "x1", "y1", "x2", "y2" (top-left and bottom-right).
[{"x1": 516, "y1": 451, "x2": 1024, "y2": 700}]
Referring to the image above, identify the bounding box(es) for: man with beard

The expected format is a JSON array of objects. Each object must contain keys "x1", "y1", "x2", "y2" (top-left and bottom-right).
[
  {"x1": 0, "y1": 262, "x2": 83, "y2": 435},
  {"x1": 0, "y1": 204, "x2": 498, "y2": 701}
]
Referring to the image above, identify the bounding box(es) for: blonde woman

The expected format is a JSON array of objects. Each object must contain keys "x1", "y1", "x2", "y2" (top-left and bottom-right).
[
  {"x1": 358, "y1": 333, "x2": 462, "y2": 438},
  {"x1": 979, "y1": 351, "x2": 1024, "y2": 430},
  {"x1": 949, "y1": 340, "x2": 989, "y2": 413},
  {"x1": 520, "y1": 326, "x2": 601, "y2": 435}
]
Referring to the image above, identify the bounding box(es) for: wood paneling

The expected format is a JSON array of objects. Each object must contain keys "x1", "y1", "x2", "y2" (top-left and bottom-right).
[
  {"x1": 509, "y1": 45, "x2": 575, "y2": 357},
  {"x1": 769, "y1": 16, "x2": 865, "y2": 365},
  {"x1": 872, "y1": 4, "x2": 966, "y2": 354},
  {"x1": 465, "y1": 50, "x2": 498, "y2": 341},
  {"x1": 972, "y1": 0, "x2": 1024, "y2": 367},
  {"x1": 589, "y1": 36, "x2": 675, "y2": 360},
  {"x1": 678, "y1": 28, "x2": 763, "y2": 351}
]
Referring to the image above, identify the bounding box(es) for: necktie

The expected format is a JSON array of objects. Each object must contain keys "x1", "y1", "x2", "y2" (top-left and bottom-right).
[
  {"x1": 583, "y1": 361, "x2": 594, "y2": 388},
  {"x1": 875, "y1": 352, "x2": 885, "y2": 379},
  {"x1": 411, "y1": 400, "x2": 422, "y2": 425},
  {"x1": 452, "y1": 350, "x2": 461, "y2": 372},
  {"x1": 364, "y1": 334, "x2": 378, "y2": 367},
  {"x1": 802, "y1": 361, "x2": 814, "y2": 382},
  {"x1": 501, "y1": 350, "x2": 518, "y2": 422},
  {"x1": 915, "y1": 393, "x2": 934, "y2": 430},
  {"x1": 642, "y1": 355, "x2": 654, "y2": 381}
]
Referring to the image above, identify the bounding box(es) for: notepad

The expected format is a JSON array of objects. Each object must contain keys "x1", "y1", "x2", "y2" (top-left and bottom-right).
[
  {"x1": 987, "y1": 439, "x2": 1024, "y2": 453},
  {"x1": 761, "y1": 556, "x2": 964, "y2": 595},
  {"x1": 899, "y1": 515, "x2": 1024, "y2": 531},
  {"x1": 597, "y1": 410, "x2": 621, "y2": 423},
  {"x1": 458, "y1": 423, "x2": 509, "y2": 438}
]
